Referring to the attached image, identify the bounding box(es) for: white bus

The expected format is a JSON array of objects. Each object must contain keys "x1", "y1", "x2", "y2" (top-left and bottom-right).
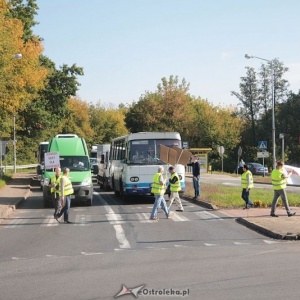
[
  {"x1": 96, "y1": 144, "x2": 111, "y2": 190},
  {"x1": 109, "y1": 132, "x2": 185, "y2": 198}
]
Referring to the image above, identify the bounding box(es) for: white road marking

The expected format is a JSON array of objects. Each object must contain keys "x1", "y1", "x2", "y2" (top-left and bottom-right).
[
  {"x1": 137, "y1": 213, "x2": 152, "y2": 223},
  {"x1": 172, "y1": 213, "x2": 189, "y2": 222},
  {"x1": 204, "y1": 243, "x2": 219, "y2": 247},
  {"x1": 41, "y1": 216, "x2": 59, "y2": 227},
  {"x1": 195, "y1": 211, "x2": 224, "y2": 221},
  {"x1": 114, "y1": 224, "x2": 131, "y2": 248}
]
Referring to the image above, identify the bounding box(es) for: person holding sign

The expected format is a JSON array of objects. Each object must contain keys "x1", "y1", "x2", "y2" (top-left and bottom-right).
[
  {"x1": 55, "y1": 168, "x2": 74, "y2": 224},
  {"x1": 50, "y1": 167, "x2": 62, "y2": 218},
  {"x1": 270, "y1": 160, "x2": 296, "y2": 217}
]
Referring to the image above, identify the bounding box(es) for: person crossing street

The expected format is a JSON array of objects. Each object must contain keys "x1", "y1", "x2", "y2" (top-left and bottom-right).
[
  {"x1": 55, "y1": 167, "x2": 74, "y2": 224},
  {"x1": 167, "y1": 166, "x2": 184, "y2": 212}
]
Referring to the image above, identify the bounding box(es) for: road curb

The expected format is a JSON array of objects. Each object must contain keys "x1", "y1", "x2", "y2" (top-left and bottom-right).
[
  {"x1": 182, "y1": 195, "x2": 218, "y2": 210},
  {"x1": 236, "y1": 217, "x2": 300, "y2": 240},
  {"x1": 0, "y1": 182, "x2": 32, "y2": 219}
]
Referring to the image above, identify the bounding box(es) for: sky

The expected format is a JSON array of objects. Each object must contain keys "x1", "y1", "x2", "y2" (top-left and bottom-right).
[{"x1": 34, "y1": 0, "x2": 300, "y2": 108}]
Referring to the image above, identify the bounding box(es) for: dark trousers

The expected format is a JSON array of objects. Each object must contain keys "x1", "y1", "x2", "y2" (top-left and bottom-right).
[
  {"x1": 57, "y1": 195, "x2": 71, "y2": 221},
  {"x1": 51, "y1": 193, "x2": 61, "y2": 215},
  {"x1": 241, "y1": 189, "x2": 253, "y2": 207}
]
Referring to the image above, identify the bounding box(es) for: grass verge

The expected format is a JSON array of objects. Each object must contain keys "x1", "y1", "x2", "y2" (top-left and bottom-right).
[{"x1": 184, "y1": 181, "x2": 299, "y2": 209}]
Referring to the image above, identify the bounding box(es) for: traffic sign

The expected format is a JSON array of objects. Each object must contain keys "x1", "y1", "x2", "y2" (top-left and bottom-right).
[
  {"x1": 257, "y1": 151, "x2": 269, "y2": 158},
  {"x1": 258, "y1": 141, "x2": 267, "y2": 149},
  {"x1": 218, "y1": 146, "x2": 225, "y2": 155}
]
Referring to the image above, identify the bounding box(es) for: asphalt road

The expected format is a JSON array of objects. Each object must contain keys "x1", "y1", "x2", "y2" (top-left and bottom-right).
[{"x1": 1, "y1": 180, "x2": 300, "y2": 299}]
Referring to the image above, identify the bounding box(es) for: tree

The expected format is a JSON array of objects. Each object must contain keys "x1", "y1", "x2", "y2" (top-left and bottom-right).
[
  {"x1": 60, "y1": 97, "x2": 94, "y2": 143},
  {"x1": 6, "y1": 0, "x2": 39, "y2": 41},
  {"x1": 0, "y1": 0, "x2": 47, "y2": 135},
  {"x1": 89, "y1": 101, "x2": 128, "y2": 144},
  {"x1": 231, "y1": 67, "x2": 260, "y2": 146},
  {"x1": 19, "y1": 59, "x2": 84, "y2": 139},
  {"x1": 125, "y1": 76, "x2": 194, "y2": 137}
]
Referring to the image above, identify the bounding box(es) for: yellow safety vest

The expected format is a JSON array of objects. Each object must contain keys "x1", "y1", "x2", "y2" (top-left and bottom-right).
[
  {"x1": 241, "y1": 170, "x2": 254, "y2": 189},
  {"x1": 272, "y1": 169, "x2": 286, "y2": 190},
  {"x1": 170, "y1": 172, "x2": 181, "y2": 192},
  {"x1": 151, "y1": 173, "x2": 165, "y2": 195},
  {"x1": 50, "y1": 175, "x2": 62, "y2": 195},
  {"x1": 61, "y1": 176, "x2": 74, "y2": 196}
]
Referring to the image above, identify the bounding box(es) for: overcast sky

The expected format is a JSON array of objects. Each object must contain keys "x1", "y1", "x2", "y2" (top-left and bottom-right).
[{"x1": 34, "y1": 0, "x2": 300, "y2": 108}]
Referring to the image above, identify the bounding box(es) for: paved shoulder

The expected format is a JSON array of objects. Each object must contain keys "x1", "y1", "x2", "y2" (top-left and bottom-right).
[{"x1": 0, "y1": 173, "x2": 33, "y2": 219}]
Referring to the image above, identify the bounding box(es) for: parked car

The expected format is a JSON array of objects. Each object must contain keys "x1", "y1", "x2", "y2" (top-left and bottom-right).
[{"x1": 246, "y1": 162, "x2": 269, "y2": 176}]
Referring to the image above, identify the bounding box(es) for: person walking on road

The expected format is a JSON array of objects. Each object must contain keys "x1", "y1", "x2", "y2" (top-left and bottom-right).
[
  {"x1": 270, "y1": 160, "x2": 296, "y2": 217},
  {"x1": 50, "y1": 167, "x2": 62, "y2": 218},
  {"x1": 187, "y1": 155, "x2": 200, "y2": 201},
  {"x1": 168, "y1": 166, "x2": 184, "y2": 212},
  {"x1": 150, "y1": 166, "x2": 173, "y2": 220},
  {"x1": 241, "y1": 164, "x2": 253, "y2": 209},
  {"x1": 55, "y1": 167, "x2": 74, "y2": 224}
]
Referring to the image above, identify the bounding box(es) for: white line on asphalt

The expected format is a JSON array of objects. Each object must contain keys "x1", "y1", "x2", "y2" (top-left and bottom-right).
[
  {"x1": 81, "y1": 252, "x2": 103, "y2": 256},
  {"x1": 204, "y1": 243, "x2": 219, "y2": 247},
  {"x1": 114, "y1": 224, "x2": 131, "y2": 248},
  {"x1": 234, "y1": 242, "x2": 251, "y2": 245},
  {"x1": 41, "y1": 216, "x2": 58, "y2": 227},
  {"x1": 195, "y1": 211, "x2": 224, "y2": 221},
  {"x1": 96, "y1": 192, "x2": 131, "y2": 249},
  {"x1": 172, "y1": 213, "x2": 189, "y2": 222},
  {"x1": 137, "y1": 213, "x2": 152, "y2": 223}
]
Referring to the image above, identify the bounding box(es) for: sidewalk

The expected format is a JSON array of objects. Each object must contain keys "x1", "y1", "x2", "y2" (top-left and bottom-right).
[
  {"x1": 0, "y1": 173, "x2": 33, "y2": 219},
  {"x1": 0, "y1": 173, "x2": 300, "y2": 240}
]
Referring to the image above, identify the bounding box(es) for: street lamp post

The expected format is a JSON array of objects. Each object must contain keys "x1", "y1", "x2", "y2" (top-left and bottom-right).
[
  {"x1": 279, "y1": 133, "x2": 284, "y2": 161},
  {"x1": 12, "y1": 53, "x2": 22, "y2": 173},
  {"x1": 245, "y1": 54, "x2": 276, "y2": 169}
]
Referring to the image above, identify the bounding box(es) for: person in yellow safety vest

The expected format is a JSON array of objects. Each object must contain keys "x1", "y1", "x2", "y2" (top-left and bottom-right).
[
  {"x1": 55, "y1": 167, "x2": 74, "y2": 224},
  {"x1": 167, "y1": 166, "x2": 184, "y2": 212},
  {"x1": 150, "y1": 166, "x2": 173, "y2": 220},
  {"x1": 50, "y1": 167, "x2": 62, "y2": 218},
  {"x1": 241, "y1": 165, "x2": 254, "y2": 209},
  {"x1": 270, "y1": 160, "x2": 295, "y2": 217}
]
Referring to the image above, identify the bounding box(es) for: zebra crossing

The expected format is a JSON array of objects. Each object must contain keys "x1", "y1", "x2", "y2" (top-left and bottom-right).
[{"x1": 0, "y1": 208, "x2": 224, "y2": 229}]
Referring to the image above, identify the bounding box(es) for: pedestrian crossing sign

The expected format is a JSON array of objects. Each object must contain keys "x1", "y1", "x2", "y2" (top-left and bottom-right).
[{"x1": 258, "y1": 141, "x2": 267, "y2": 149}]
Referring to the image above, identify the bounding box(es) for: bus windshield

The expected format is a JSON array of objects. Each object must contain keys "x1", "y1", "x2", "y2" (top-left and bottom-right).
[
  {"x1": 128, "y1": 139, "x2": 180, "y2": 165},
  {"x1": 45, "y1": 156, "x2": 90, "y2": 171}
]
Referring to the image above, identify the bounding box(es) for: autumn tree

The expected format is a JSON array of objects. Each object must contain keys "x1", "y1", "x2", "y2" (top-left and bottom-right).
[
  {"x1": 59, "y1": 97, "x2": 94, "y2": 143},
  {"x1": 125, "y1": 76, "x2": 194, "y2": 140},
  {"x1": 6, "y1": 0, "x2": 39, "y2": 41},
  {"x1": 0, "y1": 0, "x2": 47, "y2": 140},
  {"x1": 89, "y1": 101, "x2": 128, "y2": 144}
]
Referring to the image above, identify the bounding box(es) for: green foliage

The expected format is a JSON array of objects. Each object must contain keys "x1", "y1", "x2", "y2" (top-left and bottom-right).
[
  {"x1": 89, "y1": 101, "x2": 128, "y2": 144},
  {"x1": 6, "y1": 0, "x2": 39, "y2": 41}
]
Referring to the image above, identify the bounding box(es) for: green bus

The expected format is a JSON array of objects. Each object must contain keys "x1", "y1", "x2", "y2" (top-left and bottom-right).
[{"x1": 42, "y1": 135, "x2": 93, "y2": 207}]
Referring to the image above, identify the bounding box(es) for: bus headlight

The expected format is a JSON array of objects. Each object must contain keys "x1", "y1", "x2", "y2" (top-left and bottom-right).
[
  {"x1": 81, "y1": 177, "x2": 92, "y2": 186},
  {"x1": 130, "y1": 176, "x2": 139, "y2": 182},
  {"x1": 44, "y1": 178, "x2": 50, "y2": 186}
]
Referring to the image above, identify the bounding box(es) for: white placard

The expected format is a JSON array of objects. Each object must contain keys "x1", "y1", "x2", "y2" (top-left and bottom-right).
[
  {"x1": 45, "y1": 152, "x2": 60, "y2": 169},
  {"x1": 257, "y1": 151, "x2": 269, "y2": 158}
]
